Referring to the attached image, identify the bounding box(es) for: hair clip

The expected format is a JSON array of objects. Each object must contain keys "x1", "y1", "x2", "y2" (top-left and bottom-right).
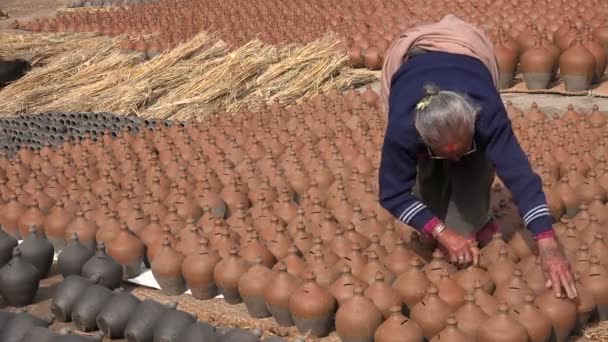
[{"x1": 416, "y1": 97, "x2": 432, "y2": 111}]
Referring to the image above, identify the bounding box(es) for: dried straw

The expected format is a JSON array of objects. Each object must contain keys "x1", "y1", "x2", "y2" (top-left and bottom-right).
[
  {"x1": 0, "y1": 31, "x2": 378, "y2": 119},
  {"x1": 584, "y1": 321, "x2": 608, "y2": 341}
]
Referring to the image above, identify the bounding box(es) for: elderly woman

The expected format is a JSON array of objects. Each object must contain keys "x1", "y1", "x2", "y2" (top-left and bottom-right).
[{"x1": 378, "y1": 15, "x2": 577, "y2": 299}]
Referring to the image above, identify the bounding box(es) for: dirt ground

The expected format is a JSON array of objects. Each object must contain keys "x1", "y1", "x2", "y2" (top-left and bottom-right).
[{"x1": 0, "y1": 0, "x2": 69, "y2": 31}]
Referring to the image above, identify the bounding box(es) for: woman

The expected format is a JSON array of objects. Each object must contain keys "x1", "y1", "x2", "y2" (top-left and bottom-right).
[{"x1": 378, "y1": 15, "x2": 577, "y2": 299}]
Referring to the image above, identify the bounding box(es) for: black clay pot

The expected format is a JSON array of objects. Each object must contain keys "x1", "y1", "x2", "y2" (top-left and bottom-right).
[
  {"x1": 0, "y1": 310, "x2": 17, "y2": 331},
  {"x1": 0, "y1": 226, "x2": 18, "y2": 267},
  {"x1": 71, "y1": 284, "x2": 113, "y2": 332},
  {"x1": 96, "y1": 289, "x2": 141, "y2": 339},
  {"x1": 51, "y1": 275, "x2": 99, "y2": 322},
  {"x1": 262, "y1": 336, "x2": 288, "y2": 342},
  {"x1": 81, "y1": 241, "x2": 123, "y2": 289},
  {"x1": 152, "y1": 309, "x2": 197, "y2": 342},
  {"x1": 177, "y1": 321, "x2": 218, "y2": 342},
  {"x1": 58, "y1": 233, "x2": 95, "y2": 278},
  {"x1": 19, "y1": 226, "x2": 54, "y2": 278},
  {"x1": 21, "y1": 326, "x2": 57, "y2": 342},
  {"x1": 0, "y1": 311, "x2": 54, "y2": 342},
  {"x1": 0, "y1": 248, "x2": 41, "y2": 307},
  {"x1": 217, "y1": 328, "x2": 262, "y2": 342},
  {"x1": 55, "y1": 328, "x2": 104, "y2": 342},
  {"x1": 124, "y1": 300, "x2": 177, "y2": 342}
]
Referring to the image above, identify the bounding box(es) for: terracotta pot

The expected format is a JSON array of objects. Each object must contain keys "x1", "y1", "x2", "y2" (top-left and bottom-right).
[
  {"x1": 335, "y1": 285, "x2": 383, "y2": 342},
  {"x1": 374, "y1": 305, "x2": 424, "y2": 342},
  {"x1": 477, "y1": 304, "x2": 528, "y2": 342}
]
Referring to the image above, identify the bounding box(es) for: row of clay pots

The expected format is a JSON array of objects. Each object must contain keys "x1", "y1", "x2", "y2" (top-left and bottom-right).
[{"x1": 1, "y1": 88, "x2": 607, "y2": 340}]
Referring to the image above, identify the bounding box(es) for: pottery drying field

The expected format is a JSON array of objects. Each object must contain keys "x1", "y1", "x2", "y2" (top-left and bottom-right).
[
  {"x1": 0, "y1": 87, "x2": 606, "y2": 341},
  {"x1": 6, "y1": 0, "x2": 608, "y2": 94}
]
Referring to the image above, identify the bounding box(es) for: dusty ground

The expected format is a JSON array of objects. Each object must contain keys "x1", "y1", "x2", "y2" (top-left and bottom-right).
[{"x1": 0, "y1": 0, "x2": 69, "y2": 31}]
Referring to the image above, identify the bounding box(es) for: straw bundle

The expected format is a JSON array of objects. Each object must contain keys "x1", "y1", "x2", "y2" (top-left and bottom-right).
[
  {"x1": 585, "y1": 321, "x2": 608, "y2": 341},
  {"x1": 0, "y1": 31, "x2": 377, "y2": 119}
]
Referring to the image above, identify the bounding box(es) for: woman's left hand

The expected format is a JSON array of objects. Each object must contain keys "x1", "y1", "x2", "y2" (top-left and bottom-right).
[{"x1": 538, "y1": 236, "x2": 578, "y2": 299}]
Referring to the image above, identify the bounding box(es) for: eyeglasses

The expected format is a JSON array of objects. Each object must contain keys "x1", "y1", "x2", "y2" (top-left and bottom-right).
[{"x1": 427, "y1": 139, "x2": 477, "y2": 160}]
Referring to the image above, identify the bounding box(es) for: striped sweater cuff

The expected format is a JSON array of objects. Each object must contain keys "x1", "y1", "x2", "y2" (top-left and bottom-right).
[
  {"x1": 398, "y1": 200, "x2": 436, "y2": 231},
  {"x1": 522, "y1": 204, "x2": 554, "y2": 236}
]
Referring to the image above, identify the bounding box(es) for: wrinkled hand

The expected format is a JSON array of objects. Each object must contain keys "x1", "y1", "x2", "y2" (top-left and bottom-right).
[
  {"x1": 538, "y1": 236, "x2": 578, "y2": 299},
  {"x1": 436, "y1": 226, "x2": 480, "y2": 266}
]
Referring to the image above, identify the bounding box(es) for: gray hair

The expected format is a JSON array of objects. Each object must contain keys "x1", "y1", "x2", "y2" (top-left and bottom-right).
[{"x1": 414, "y1": 84, "x2": 481, "y2": 147}]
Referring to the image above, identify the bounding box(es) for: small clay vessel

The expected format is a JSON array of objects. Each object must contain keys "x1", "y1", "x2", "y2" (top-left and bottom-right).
[
  {"x1": 473, "y1": 280, "x2": 499, "y2": 316},
  {"x1": 495, "y1": 30, "x2": 519, "y2": 89},
  {"x1": 181, "y1": 239, "x2": 221, "y2": 300},
  {"x1": 364, "y1": 272, "x2": 402, "y2": 318},
  {"x1": 392, "y1": 257, "x2": 431, "y2": 309},
  {"x1": 0, "y1": 227, "x2": 18, "y2": 266},
  {"x1": 81, "y1": 241, "x2": 123, "y2": 289},
  {"x1": 535, "y1": 289, "x2": 578, "y2": 342},
  {"x1": 43, "y1": 198, "x2": 74, "y2": 250},
  {"x1": 65, "y1": 211, "x2": 98, "y2": 250},
  {"x1": 454, "y1": 263, "x2": 495, "y2": 293},
  {"x1": 21, "y1": 326, "x2": 57, "y2": 342},
  {"x1": 96, "y1": 290, "x2": 141, "y2": 339},
  {"x1": 151, "y1": 238, "x2": 186, "y2": 296},
  {"x1": 19, "y1": 226, "x2": 54, "y2": 278},
  {"x1": 436, "y1": 268, "x2": 466, "y2": 311},
  {"x1": 521, "y1": 36, "x2": 555, "y2": 89},
  {"x1": 289, "y1": 271, "x2": 337, "y2": 337},
  {"x1": 335, "y1": 285, "x2": 383, "y2": 342},
  {"x1": 573, "y1": 272, "x2": 596, "y2": 330},
  {"x1": 0, "y1": 248, "x2": 41, "y2": 306},
  {"x1": 330, "y1": 264, "x2": 368, "y2": 305},
  {"x1": 71, "y1": 284, "x2": 113, "y2": 332},
  {"x1": 107, "y1": 223, "x2": 145, "y2": 279},
  {"x1": 430, "y1": 316, "x2": 469, "y2": 342},
  {"x1": 238, "y1": 257, "x2": 274, "y2": 318},
  {"x1": 124, "y1": 300, "x2": 177, "y2": 342},
  {"x1": 264, "y1": 261, "x2": 300, "y2": 326},
  {"x1": 409, "y1": 286, "x2": 451, "y2": 339},
  {"x1": 176, "y1": 322, "x2": 218, "y2": 342},
  {"x1": 477, "y1": 304, "x2": 528, "y2": 342},
  {"x1": 559, "y1": 35, "x2": 596, "y2": 91},
  {"x1": 152, "y1": 309, "x2": 197, "y2": 342},
  {"x1": 214, "y1": 246, "x2": 251, "y2": 304},
  {"x1": 0, "y1": 311, "x2": 54, "y2": 342},
  {"x1": 447, "y1": 292, "x2": 485, "y2": 338},
  {"x1": 511, "y1": 295, "x2": 552, "y2": 342},
  {"x1": 51, "y1": 275, "x2": 99, "y2": 322},
  {"x1": 57, "y1": 233, "x2": 94, "y2": 277},
  {"x1": 374, "y1": 305, "x2": 424, "y2": 342},
  {"x1": 494, "y1": 269, "x2": 534, "y2": 308}
]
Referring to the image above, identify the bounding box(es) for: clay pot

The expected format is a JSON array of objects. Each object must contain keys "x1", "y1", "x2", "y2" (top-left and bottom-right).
[
  {"x1": 288, "y1": 271, "x2": 336, "y2": 337},
  {"x1": 511, "y1": 294, "x2": 552, "y2": 342},
  {"x1": 436, "y1": 268, "x2": 466, "y2": 311},
  {"x1": 238, "y1": 257, "x2": 274, "y2": 318},
  {"x1": 65, "y1": 211, "x2": 98, "y2": 250},
  {"x1": 57, "y1": 233, "x2": 94, "y2": 277},
  {"x1": 0, "y1": 311, "x2": 54, "y2": 342},
  {"x1": 151, "y1": 238, "x2": 186, "y2": 296},
  {"x1": 364, "y1": 272, "x2": 402, "y2": 318},
  {"x1": 51, "y1": 275, "x2": 99, "y2": 322},
  {"x1": 574, "y1": 272, "x2": 596, "y2": 330},
  {"x1": 0, "y1": 248, "x2": 40, "y2": 307},
  {"x1": 107, "y1": 223, "x2": 145, "y2": 279},
  {"x1": 124, "y1": 300, "x2": 177, "y2": 342},
  {"x1": 477, "y1": 304, "x2": 528, "y2": 342},
  {"x1": 81, "y1": 241, "x2": 123, "y2": 290},
  {"x1": 264, "y1": 261, "x2": 300, "y2": 327},
  {"x1": 535, "y1": 289, "x2": 578, "y2": 342},
  {"x1": 96, "y1": 290, "x2": 141, "y2": 339},
  {"x1": 18, "y1": 226, "x2": 54, "y2": 278},
  {"x1": 374, "y1": 305, "x2": 424, "y2": 342},
  {"x1": 494, "y1": 269, "x2": 534, "y2": 308},
  {"x1": 330, "y1": 264, "x2": 368, "y2": 305},
  {"x1": 177, "y1": 322, "x2": 218, "y2": 342},
  {"x1": 473, "y1": 280, "x2": 499, "y2": 316},
  {"x1": 454, "y1": 263, "x2": 495, "y2": 293},
  {"x1": 152, "y1": 309, "x2": 197, "y2": 342},
  {"x1": 181, "y1": 239, "x2": 221, "y2": 300},
  {"x1": 454, "y1": 293, "x2": 489, "y2": 338},
  {"x1": 0, "y1": 227, "x2": 18, "y2": 266},
  {"x1": 43, "y1": 198, "x2": 74, "y2": 250},
  {"x1": 429, "y1": 316, "x2": 469, "y2": 342},
  {"x1": 583, "y1": 34, "x2": 607, "y2": 83},
  {"x1": 393, "y1": 257, "x2": 431, "y2": 309},
  {"x1": 488, "y1": 246, "x2": 517, "y2": 287},
  {"x1": 336, "y1": 285, "x2": 383, "y2": 342},
  {"x1": 521, "y1": 36, "x2": 555, "y2": 89},
  {"x1": 559, "y1": 35, "x2": 596, "y2": 91},
  {"x1": 214, "y1": 246, "x2": 251, "y2": 304},
  {"x1": 495, "y1": 30, "x2": 519, "y2": 89},
  {"x1": 71, "y1": 284, "x2": 113, "y2": 332},
  {"x1": 410, "y1": 286, "x2": 451, "y2": 339},
  {"x1": 580, "y1": 256, "x2": 608, "y2": 320}
]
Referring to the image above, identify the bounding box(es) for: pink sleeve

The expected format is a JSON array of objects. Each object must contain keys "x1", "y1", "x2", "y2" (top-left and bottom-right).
[{"x1": 422, "y1": 217, "x2": 442, "y2": 236}]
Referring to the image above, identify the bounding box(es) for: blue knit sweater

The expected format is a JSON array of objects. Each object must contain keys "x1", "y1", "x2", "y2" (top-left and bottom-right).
[{"x1": 378, "y1": 51, "x2": 552, "y2": 237}]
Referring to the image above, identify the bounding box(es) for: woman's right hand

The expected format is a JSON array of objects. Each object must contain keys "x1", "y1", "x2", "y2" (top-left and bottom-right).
[{"x1": 435, "y1": 226, "x2": 480, "y2": 266}]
